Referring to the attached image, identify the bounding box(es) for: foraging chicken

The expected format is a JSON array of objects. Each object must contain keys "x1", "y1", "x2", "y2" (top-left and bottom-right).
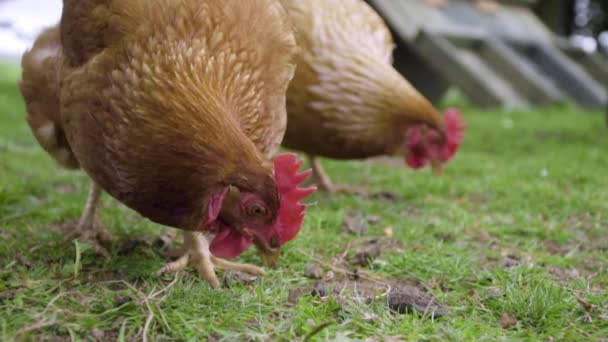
[
  {"x1": 19, "y1": 0, "x2": 315, "y2": 287},
  {"x1": 280, "y1": 0, "x2": 465, "y2": 193}
]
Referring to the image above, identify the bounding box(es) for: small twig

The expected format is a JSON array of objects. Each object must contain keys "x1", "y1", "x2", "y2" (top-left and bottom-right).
[
  {"x1": 339, "y1": 241, "x2": 353, "y2": 260},
  {"x1": 142, "y1": 307, "x2": 154, "y2": 342},
  {"x1": 150, "y1": 274, "x2": 180, "y2": 298},
  {"x1": 73, "y1": 240, "x2": 82, "y2": 278},
  {"x1": 119, "y1": 274, "x2": 180, "y2": 342},
  {"x1": 17, "y1": 314, "x2": 57, "y2": 335},
  {"x1": 303, "y1": 321, "x2": 335, "y2": 342},
  {"x1": 43, "y1": 291, "x2": 76, "y2": 315}
]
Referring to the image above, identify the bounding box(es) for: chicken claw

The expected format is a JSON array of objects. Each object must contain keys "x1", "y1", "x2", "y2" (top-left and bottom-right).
[
  {"x1": 158, "y1": 231, "x2": 265, "y2": 288},
  {"x1": 67, "y1": 181, "x2": 115, "y2": 258}
]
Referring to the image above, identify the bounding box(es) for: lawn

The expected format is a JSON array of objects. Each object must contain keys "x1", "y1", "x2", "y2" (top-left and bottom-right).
[{"x1": 1, "y1": 61, "x2": 607, "y2": 341}]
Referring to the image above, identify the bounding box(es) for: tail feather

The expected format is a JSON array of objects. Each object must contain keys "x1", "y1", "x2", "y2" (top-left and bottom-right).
[{"x1": 20, "y1": 26, "x2": 80, "y2": 169}]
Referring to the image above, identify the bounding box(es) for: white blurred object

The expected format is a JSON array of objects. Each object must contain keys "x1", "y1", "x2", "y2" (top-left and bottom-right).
[
  {"x1": 0, "y1": 0, "x2": 62, "y2": 60},
  {"x1": 569, "y1": 34, "x2": 598, "y2": 53}
]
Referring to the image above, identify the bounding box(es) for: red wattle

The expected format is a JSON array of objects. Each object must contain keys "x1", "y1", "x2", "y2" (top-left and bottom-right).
[{"x1": 209, "y1": 227, "x2": 253, "y2": 258}]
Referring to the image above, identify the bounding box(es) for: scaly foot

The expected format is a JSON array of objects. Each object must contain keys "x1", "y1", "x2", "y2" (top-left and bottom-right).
[
  {"x1": 309, "y1": 154, "x2": 336, "y2": 193},
  {"x1": 66, "y1": 181, "x2": 114, "y2": 258},
  {"x1": 158, "y1": 231, "x2": 265, "y2": 288},
  {"x1": 309, "y1": 155, "x2": 372, "y2": 196}
]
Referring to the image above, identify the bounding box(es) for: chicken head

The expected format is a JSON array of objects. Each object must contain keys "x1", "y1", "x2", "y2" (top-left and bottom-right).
[
  {"x1": 201, "y1": 153, "x2": 315, "y2": 266},
  {"x1": 405, "y1": 108, "x2": 466, "y2": 174}
]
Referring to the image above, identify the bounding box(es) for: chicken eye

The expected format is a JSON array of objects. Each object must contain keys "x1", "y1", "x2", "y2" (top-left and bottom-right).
[{"x1": 247, "y1": 204, "x2": 267, "y2": 217}]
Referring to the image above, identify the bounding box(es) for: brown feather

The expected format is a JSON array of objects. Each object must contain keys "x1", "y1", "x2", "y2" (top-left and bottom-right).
[
  {"x1": 280, "y1": 0, "x2": 444, "y2": 159},
  {"x1": 21, "y1": 0, "x2": 297, "y2": 230}
]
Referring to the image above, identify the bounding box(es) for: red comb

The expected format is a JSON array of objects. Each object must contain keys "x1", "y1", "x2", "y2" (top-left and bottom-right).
[
  {"x1": 273, "y1": 153, "x2": 316, "y2": 244},
  {"x1": 405, "y1": 108, "x2": 465, "y2": 169},
  {"x1": 440, "y1": 108, "x2": 465, "y2": 161}
]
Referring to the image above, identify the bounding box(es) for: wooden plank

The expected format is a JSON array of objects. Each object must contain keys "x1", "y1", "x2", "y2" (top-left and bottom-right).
[
  {"x1": 391, "y1": 34, "x2": 451, "y2": 105},
  {"x1": 368, "y1": 0, "x2": 607, "y2": 109},
  {"x1": 557, "y1": 48, "x2": 608, "y2": 89},
  {"x1": 477, "y1": 39, "x2": 564, "y2": 104},
  {"x1": 414, "y1": 30, "x2": 528, "y2": 108},
  {"x1": 518, "y1": 44, "x2": 608, "y2": 108}
]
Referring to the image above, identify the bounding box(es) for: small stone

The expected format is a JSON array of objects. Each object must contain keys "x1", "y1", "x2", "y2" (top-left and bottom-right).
[
  {"x1": 305, "y1": 265, "x2": 324, "y2": 279},
  {"x1": 384, "y1": 226, "x2": 394, "y2": 239},
  {"x1": 343, "y1": 210, "x2": 367, "y2": 235},
  {"x1": 500, "y1": 313, "x2": 518, "y2": 329},
  {"x1": 367, "y1": 215, "x2": 383, "y2": 225},
  {"x1": 370, "y1": 191, "x2": 400, "y2": 201},
  {"x1": 311, "y1": 283, "x2": 327, "y2": 297},
  {"x1": 222, "y1": 271, "x2": 258, "y2": 287},
  {"x1": 387, "y1": 286, "x2": 448, "y2": 318},
  {"x1": 350, "y1": 242, "x2": 382, "y2": 266},
  {"x1": 114, "y1": 296, "x2": 132, "y2": 307},
  {"x1": 92, "y1": 328, "x2": 104, "y2": 341},
  {"x1": 486, "y1": 286, "x2": 502, "y2": 299}
]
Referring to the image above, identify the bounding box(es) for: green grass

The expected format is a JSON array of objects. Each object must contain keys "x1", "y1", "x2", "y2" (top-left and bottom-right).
[{"x1": 1, "y1": 62, "x2": 607, "y2": 341}]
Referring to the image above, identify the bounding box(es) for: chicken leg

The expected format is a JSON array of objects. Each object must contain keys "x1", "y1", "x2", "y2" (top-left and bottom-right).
[
  {"x1": 67, "y1": 181, "x2": 115, "y2": 257},
  {"x1": 309, "y1": 155, "x2": 336, "y2": 193},
  {"x1": 309, "y1": 155, "x2": 368, "y2": 196},
  {"x1": 158, "y1": 231, "x2": 266, "y2": 288}
]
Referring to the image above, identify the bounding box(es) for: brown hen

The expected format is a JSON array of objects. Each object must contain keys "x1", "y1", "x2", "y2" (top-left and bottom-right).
[
  {"x1": 280, "y1": 0, "x2": 465, "y2": 193},
  {"x1": 19, "y1": 0, "x2": 315, "y2": 287}
]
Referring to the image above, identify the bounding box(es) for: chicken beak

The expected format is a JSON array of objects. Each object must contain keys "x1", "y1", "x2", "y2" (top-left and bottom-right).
[
  {"x1": 431, "y1": 161, "x2": 444, "y2": 175},
  {"x1": 259, "y1": 249, "x2": 281, "y2": 267}
]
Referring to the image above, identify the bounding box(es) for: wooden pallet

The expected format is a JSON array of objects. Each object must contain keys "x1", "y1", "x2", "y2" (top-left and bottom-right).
[{"x1": 367, "y1": 0, "x2": 608, "y2": 109}]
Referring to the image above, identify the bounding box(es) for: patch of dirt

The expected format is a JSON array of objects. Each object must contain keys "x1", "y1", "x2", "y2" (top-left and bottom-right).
[
  {"x1": 222, "y1": 271, "x2": 260, "y2": 287},
  {"x1": 367, "y1": 215, "x2": 383, "y2": 225},
  {"x1": 348, "y1": 238, "x2": 403, "y2": 267},
  {"x1": 387, "y1": 286, "x2": 448, "y2": 318},
  {"x1": 290, "y1": 236, "x2": 447, "y2": 318},
  {"x1": 482, "y1": 251, "x2": 534, "y2": 270},
  {"x1": 565, "y1": 213, "x2": 596, "y2": 231},
  {"x1": 288, "y1": 276, "x2": 447, "y2": 318},
  {"x1": 114, "y1": 296, "x2": 133, "y2": 307},
  {"x1": 117, "y1": 236, "x2": 158, "y2": 256},
  {"x1": 400, "y1": 206, "x2": 421, "y2": 219},
  {"x1": 368, "y1": 191, "x2": 401, "y2": 202},
  {"x1": 343, "y1": 210, "x2": 367, "y2": 236},
  {"x1": 544, "y1": 240, "x2": 579, "y2": 256},
  {"x1": 47, "y1": 219, "x2": 79, "y2": 233},
  {"x1": 500, "y1": 313, "x2": 518, "y2": 329},
  {"x1": 341, "y1": 211, "x2": 387, "y2": 237},
  {"x1": 548, "y1": 267, "x2": 587, "y2": 283},
  {"x1": 0, "y1": 289, "x2": 19, "y2": 301},
  {"x1": 305, "y1": 265, "x2": 324, "y2": 280},
  {"x1": 433, "y1": 232, "x2": 455, "y2": 242}
]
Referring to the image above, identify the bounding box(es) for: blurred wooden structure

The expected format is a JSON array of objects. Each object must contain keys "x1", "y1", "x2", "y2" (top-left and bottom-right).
[{"x1": 366, "y1": 0, "x2": 608, "y2": 109}]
